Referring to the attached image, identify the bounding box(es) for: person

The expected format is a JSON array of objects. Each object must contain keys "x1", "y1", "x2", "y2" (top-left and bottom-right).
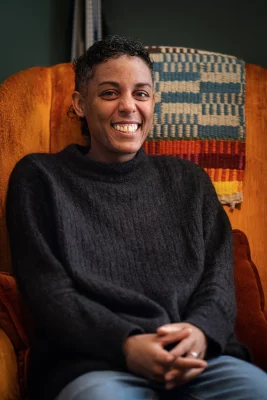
[{"x1": 6, "y1": 35, "x2": 267, "y2": 400}]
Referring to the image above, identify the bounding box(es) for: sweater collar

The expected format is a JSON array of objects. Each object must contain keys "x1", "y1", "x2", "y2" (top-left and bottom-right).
[{"x1": 62, "y1": 144, "x2": 150, "y2": 181}]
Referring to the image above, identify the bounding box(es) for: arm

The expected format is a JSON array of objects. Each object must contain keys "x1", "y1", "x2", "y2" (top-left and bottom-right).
[
  {"x1": 155, "y1": 170, "x2": 235, "y2": 387},
  {"x1": 183, "y1": 170, "x2": 235, "y2": 355},
  {"x1": 6, "y1": 157, "x2": 143, "y2": 366}
]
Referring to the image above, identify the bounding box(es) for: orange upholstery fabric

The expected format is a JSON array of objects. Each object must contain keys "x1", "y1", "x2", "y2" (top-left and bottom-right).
[
  {"x1": 0, "y1": 230, "x2": 267, "y2": 400},
  {"x1": 1, "y1": 63, "x2": 267, "y2": 299},
  {"x1": 228, "y1": 64, "x2": 267, "y2": 297},
  {"x1": 0, "y1": 328, "x2": 20, "y2": 400},
  {"x1": 0, "y1": 63, "x2": 85, "y2": 274},
  {"x1": 0, "y1": 273, "x2": 32, "y2": 399},
  {"x1": 233, "y1": 230, "x2": 267, "y2": 370}
]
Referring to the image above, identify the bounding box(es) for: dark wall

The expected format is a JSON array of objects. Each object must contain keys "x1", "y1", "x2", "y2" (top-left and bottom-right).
[
  {"x1": 1, "y1": 0, "x2": 266, "y2": 84},
  {"x1": 102, "y1": 0, "x2": 267, "y2": 68},
  {"x1": 0, "y1": 0, "x2": 73, "y2": 83}
]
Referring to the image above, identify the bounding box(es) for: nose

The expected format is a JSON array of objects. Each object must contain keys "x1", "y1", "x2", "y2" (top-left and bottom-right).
[{"x1": 118, "y1": 94, "x2": 136, "y2": 114}]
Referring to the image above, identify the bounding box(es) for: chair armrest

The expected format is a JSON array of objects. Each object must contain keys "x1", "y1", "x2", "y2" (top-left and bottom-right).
[{"x1": 0, "y1": 327, "x2": 20, "y2": 400}]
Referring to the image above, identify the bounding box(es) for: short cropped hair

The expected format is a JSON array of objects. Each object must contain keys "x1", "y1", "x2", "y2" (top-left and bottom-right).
[{"x1": 73, "y1": 35, "x2": 154, "y2": 93}]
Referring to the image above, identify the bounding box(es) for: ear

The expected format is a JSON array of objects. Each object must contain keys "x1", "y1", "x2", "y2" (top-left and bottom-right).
[{"x1": 72, "y1": 91, "x2": 85, "y2": 117}]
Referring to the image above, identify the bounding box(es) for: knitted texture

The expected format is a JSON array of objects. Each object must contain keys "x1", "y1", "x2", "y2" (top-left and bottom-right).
[
  {"x1": 145, "y1": 46, "x2": 246, "y2": 208},
  {"x1": 6, "y1": 145, "x2": 248, "y2": 400}
]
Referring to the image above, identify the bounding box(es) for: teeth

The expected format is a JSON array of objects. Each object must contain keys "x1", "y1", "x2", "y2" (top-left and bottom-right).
[{"x1": 113, "y1": 124, "x2": 139, "y2": 133}]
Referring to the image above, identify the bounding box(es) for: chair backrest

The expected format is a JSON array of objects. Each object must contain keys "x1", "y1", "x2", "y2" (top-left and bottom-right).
[
  {"x1": 1, "y1": 58, "x2": 267, "y2": 298},
  {"x1": 0, "y1": 63, "x2": 86, "y2": 272}
]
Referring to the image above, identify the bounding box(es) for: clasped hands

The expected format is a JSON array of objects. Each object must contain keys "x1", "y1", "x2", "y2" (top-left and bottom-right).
[{"x1": 123, "y1": 322, "x2": 208, "y2": 390}]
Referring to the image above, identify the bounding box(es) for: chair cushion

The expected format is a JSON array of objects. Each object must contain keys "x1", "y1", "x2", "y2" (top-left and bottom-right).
[
  {"x1": 0, "y1": 272, "x2": 32, "y2": 399},
  {"x1": 0, "y1": 328, "x2": 20, "y2": 400},
  {"x1": 233, "y1": 229, "x2": 267, "y2": 370},
  {"x1": 0, "y1": 229, "x2": 266, "y2": 400}
]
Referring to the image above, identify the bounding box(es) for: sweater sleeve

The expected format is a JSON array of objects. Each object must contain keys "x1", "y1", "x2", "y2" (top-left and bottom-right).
[
  {"x1": 183, "y1": 169, "x2": 236, "y2": 357},
  {"x1": 6, "y1": 157, "x2": 143, "y2": 366}
]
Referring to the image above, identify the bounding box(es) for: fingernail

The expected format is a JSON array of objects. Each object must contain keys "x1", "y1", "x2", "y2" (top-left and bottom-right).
[
  {"x1": 166, "y1": 382, "x2": 175, "y2": 390},
  {"x1": 165, "y1": 373, "x2": 173, "y2": 381}
]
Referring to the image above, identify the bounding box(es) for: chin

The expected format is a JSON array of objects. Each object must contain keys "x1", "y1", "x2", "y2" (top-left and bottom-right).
[{"x1": 116, "y1": 144, "x2": 142, "y2": 155}]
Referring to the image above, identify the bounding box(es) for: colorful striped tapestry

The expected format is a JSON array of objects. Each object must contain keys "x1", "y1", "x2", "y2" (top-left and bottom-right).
[{"x1": 144, "y1": 46, "x2": 246, "y2": 208}]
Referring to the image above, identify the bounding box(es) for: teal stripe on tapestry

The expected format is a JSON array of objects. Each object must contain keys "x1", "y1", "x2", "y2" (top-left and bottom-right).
[
  {"x1": 155, "y1": 72, "x2": 200, "y2": 81},
  {"x1": 161, "y1": 93, "x2": 200, "y2": 103},
  {"x1": 154, "y1": 103, "x2": 161, "y2": 114},
  {"x1": 198, "y1": 125, "x2": 240, "y2": 139},
  {"x1": 200, "y1": 82, "x2": 241, "y2": 93}
]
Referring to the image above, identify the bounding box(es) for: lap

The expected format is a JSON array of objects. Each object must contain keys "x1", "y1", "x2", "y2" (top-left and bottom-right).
[
  {"x1": 55, "y1": 356, "x2": 267, "y2": 400},
  {"x1": 177, "y1": 355, "x2": 267, "y2": 400},
  {"x1": 55, "y1": 370, "x2": 160, "y2": 400}
]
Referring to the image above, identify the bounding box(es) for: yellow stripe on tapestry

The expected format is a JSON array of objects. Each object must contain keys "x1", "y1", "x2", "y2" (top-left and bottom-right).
[{"x1": 213, "y1": 181, "x2": 242, "y2": 196}]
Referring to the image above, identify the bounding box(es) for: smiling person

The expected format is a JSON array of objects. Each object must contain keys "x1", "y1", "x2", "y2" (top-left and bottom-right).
[{"x1": 6, "y1": 35, "x2": 267, "y2": 400}]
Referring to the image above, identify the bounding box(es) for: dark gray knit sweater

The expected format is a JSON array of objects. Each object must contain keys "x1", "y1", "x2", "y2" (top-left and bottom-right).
[{"x1": 6, "y1": 144, "x2": 249, "y2": 400}]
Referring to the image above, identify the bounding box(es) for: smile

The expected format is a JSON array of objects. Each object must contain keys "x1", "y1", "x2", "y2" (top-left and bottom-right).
[{"x1": 112, "y1": 124, "x2": 140, "y2": 133}]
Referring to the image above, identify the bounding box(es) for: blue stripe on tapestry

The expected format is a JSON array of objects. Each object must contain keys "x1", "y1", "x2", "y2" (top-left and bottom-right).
[
  {"x1": 198, "y1": 125, "x2": 240, "y2": 139},
  {"x1": 155, "y1": 72, "x2": 200, "y2": 81},
  {"x1": 200, "y1": 82, "x2": 241, "y2": 93},
  {"x1": 161, "y1": 93, "x2": 200, "y2": 103}
]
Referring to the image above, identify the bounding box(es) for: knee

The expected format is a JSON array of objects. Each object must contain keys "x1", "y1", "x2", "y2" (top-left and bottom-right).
[
  {"x1": 56, "y1": 372, "x2": 128, "y2": 400},
  {"x1": 212, "y1": 356, "x2": 267, "y2": 394},
  {"x1": 73, "y1": 373, "x2": 129, "y2": 400},
  {"x1": 76, "y1": 380, "x2": 121, "y2": 400}
]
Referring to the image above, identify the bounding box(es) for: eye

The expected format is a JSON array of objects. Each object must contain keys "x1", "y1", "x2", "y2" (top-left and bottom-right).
[
  {"x1": 101, "y1": 90, "x2": 118, "y2": 100},
  {"x1": 134, "y1": 91, "x2": 150, "y2": 100}
]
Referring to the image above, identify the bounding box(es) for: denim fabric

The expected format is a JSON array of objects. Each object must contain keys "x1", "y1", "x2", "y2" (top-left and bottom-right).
[{"x1": 55, "y1": 356, "x2": 267, "y2": 400}]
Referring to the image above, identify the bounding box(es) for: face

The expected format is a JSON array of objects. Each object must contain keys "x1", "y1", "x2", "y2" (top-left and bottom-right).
[{"x1": 72, "y1": 55, "x2": 155, "y2": 163}]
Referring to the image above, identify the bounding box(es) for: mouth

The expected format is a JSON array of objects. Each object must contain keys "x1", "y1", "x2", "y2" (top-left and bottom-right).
[{"x1": 111, "y1": 123, "x2": 141, "y2": 133}]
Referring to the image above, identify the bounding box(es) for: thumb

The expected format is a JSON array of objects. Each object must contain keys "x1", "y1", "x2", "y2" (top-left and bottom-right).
[{"x1": 157, "y1": 324, "x2": 185, "y2": 335}]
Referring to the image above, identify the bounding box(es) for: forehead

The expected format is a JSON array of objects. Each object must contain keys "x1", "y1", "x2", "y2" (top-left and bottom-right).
[{"x1": 91, "y1": 55, "x2": 153, "y2": 84}]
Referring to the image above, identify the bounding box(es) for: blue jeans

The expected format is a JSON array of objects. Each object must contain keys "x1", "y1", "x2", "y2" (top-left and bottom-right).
[{"x1": 55, "y1": 356, "x2": 267, "y2": 399}]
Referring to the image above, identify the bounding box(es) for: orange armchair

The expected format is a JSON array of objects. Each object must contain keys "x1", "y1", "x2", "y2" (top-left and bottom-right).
[{"x1": 0, "y1": 60, "x2": 267, "y2": 400}]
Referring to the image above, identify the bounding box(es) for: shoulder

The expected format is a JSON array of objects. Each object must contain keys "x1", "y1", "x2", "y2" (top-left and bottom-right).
[
  {"x1": 147, "y1": 154, "x2": 218, "y2": 206},
  {"x1": 9, "y1": 144, "x2": 76, "y2": 183},
  {"x1": 148, "y1": 154, "x2": 211, "y2": 184}
]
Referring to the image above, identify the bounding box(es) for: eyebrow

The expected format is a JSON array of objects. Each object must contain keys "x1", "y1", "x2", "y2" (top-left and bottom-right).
[{"x1": 98, "y1": 81, "x2": 152, "y2": 89}]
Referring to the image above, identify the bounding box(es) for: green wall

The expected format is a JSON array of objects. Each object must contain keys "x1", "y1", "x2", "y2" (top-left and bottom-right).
[
  {"x1": 0, "y1": 0, "x2": 72, "y2": 83},
  {"x1": 1, "y1": 0, "x2": 266, "y2": 84},
  {"x1": 102, "y1": 0, "x2": 267, "y2": 68}
]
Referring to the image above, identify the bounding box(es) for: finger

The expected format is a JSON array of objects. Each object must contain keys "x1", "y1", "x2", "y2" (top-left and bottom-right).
[
  {"x1": 157, "y1": 323, "x2": 191, "y2": 335},
  {"x1": 186, "y1": 350, "x2": 203, "y2": 360},
  {"x1": 167, "y1": 366, "x2": 206, "y2": 389},
  {"x1": 159, "y1": 329, "x2": 191, "y2": 347},
  {"x1": 169, "y1": 356, "x2": 207, "y2": 371},
  {"x1": 168, "y1": 336, "x2": 193, "y2": 359},
  {"x1": 165, "y1": 366, "x2": 206, "y2": 390},
  {"x1": 165, "y1": 381, "x2": 178, "y2": 390},
  {"x1": 154, "y1": 344, "x2": 176, "y2": 365}
]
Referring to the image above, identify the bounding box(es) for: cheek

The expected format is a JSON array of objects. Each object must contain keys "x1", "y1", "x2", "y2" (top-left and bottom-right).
[
  {"x1": 86, "y1": 102, "x2": 115, "y2": 124},
  {"x1": 97, "y1": 102, "x2": 116, "y2": 120},
  {"x1": 143, "y1": 104, "x2": 155, "y2": 124}
]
